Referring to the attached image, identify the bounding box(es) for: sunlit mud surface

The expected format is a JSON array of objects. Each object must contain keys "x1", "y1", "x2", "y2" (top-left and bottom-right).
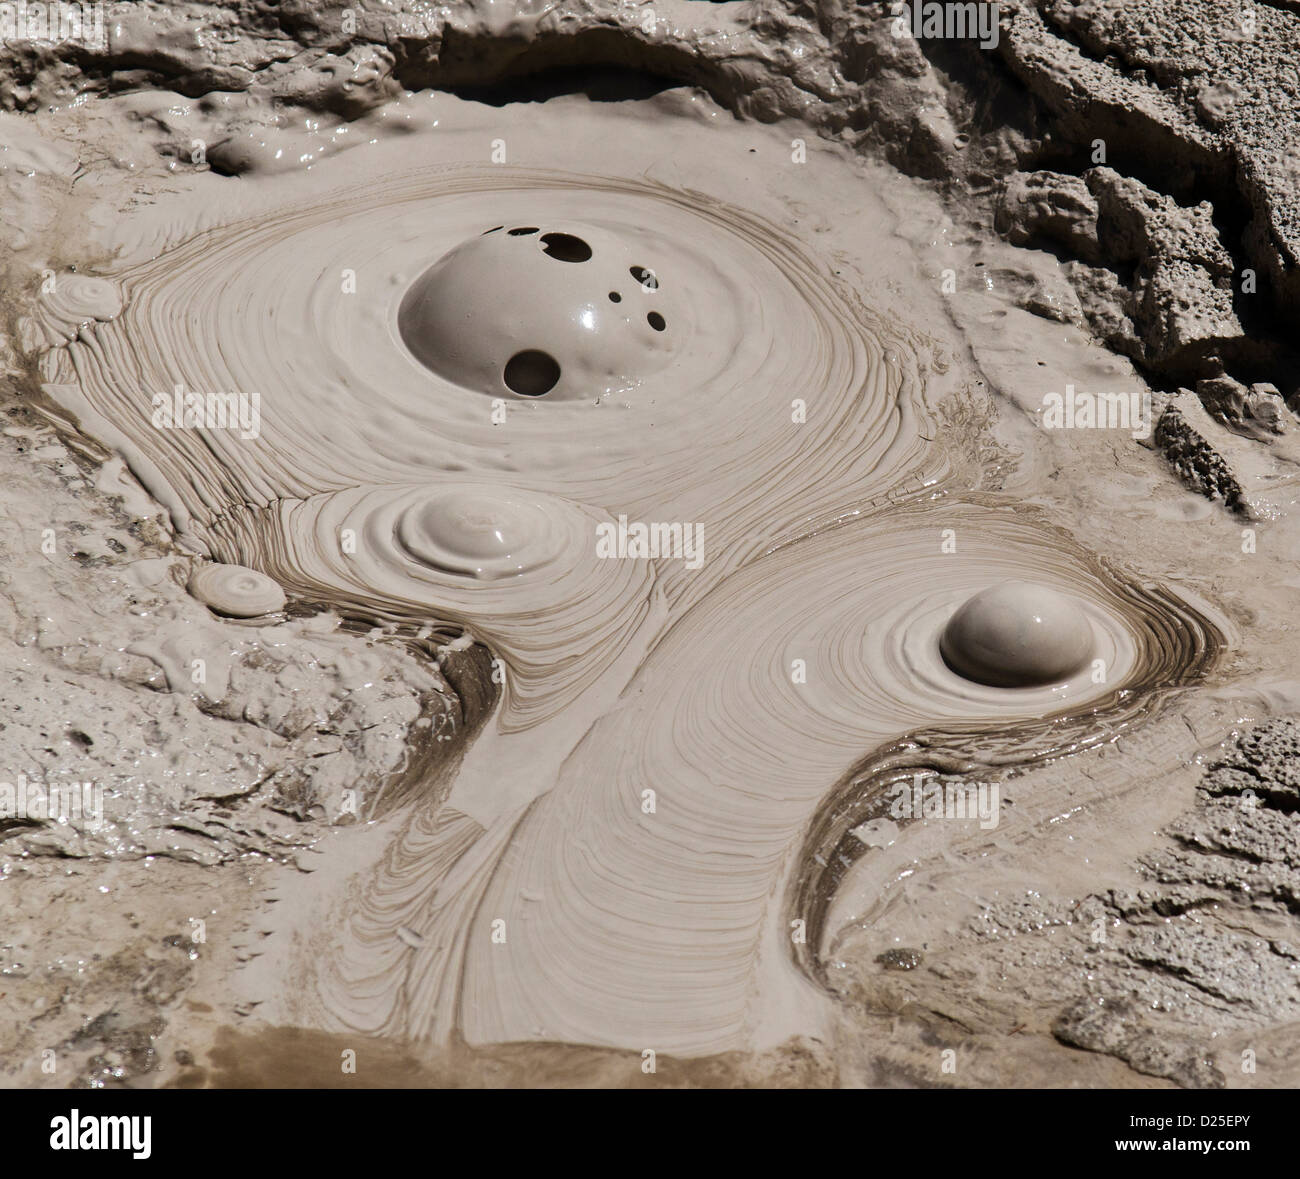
[
  {"x1": 22, "y1": 93, "x2": 1228, "y2": 1058},
  {"x1": 6, "y1": 1, "x2": 1300, "y2": 1089}
]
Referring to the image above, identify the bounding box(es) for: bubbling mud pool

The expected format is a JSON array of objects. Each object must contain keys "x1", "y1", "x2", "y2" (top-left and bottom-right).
[{"x1": 29, "y1": 96, "x2": 1224, "y2": 1056}]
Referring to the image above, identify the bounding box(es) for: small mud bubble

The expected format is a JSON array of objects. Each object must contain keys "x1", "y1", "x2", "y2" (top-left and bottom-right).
[
  {"x1": 393, "y1": 486, "x2": 567, "y2": 580},
  {"x1": 188, "y1": 563, "x2": 287, "y2": 618}
]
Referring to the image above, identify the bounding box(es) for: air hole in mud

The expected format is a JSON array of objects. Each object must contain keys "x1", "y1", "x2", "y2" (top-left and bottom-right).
[
  {"x1": 608, "y1": 291, "x2": 621, "y2": 303},
  {"x1": 540, "y1": 232, "x2": 592, "y2": 262},
  {"x1": 508, "y1": 227, "x2": 539, "y2": 236},
  {"x1": 647, "y1": 312, "x2": 666, "y2": 331},
  {"x1": 482, "y1": 226, "x2": 504, "y2": 234},
  {"x1": 630, "y1": 265, "x2": 658, "y2": 290},
  {"x1": 504, "y1": 350, "x2": 561, "y2": 396}
]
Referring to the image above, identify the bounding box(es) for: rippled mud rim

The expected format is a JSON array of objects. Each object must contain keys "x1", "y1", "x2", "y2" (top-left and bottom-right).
[{"x1": 787, "y1": 556, "x2": 1225, "y2": 989}]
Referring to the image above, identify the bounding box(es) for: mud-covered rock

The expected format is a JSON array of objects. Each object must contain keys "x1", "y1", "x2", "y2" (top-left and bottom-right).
[
  {"x1": 1085, "y1": 167, "x2": 1242, "y2": 377},
  {"x1": 1196, "y1": 375, "x2": 1289, "y2": 439},
  {"x1": 997, "y1": 170, "x2": 1101, "y2": 261},
  {"x1": 1053, "y1": 997, "x2": 1226, "y2": 1089},
  {"x1": 1153, "y1": 395, "x2": 1249, "y2": 515}
]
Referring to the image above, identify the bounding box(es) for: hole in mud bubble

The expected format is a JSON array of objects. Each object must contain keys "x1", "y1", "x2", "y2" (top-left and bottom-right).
[
  {"x1": 630, "y1": 265, "x2": 658, "y2": 291},
  {"x1": 647, "y1": 312, "x2": 666, "y2": 332},
  {"x1": 482, "y1": 226, "x2": 504, "y2": 235},
  {"x1": 608, "y1": 291, "x2": 621, "y2": 303},
  {"x1": 504, "y1": 350, "x2": 561, "y2": 396},
  {"x1": 540, "y1": 233, "x2": 592, "y2": 263},
  {"x1": 508, "y1": 227, "x2": 539, "y2": 236}
]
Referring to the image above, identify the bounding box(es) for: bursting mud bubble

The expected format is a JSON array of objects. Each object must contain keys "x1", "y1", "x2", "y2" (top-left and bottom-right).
[
  {"x1": 3, "y1": 1, "x2": 1300, "y2": 1095},
  {"x1": 398, "y1": 222, "x2": 680, "y2": 398}
]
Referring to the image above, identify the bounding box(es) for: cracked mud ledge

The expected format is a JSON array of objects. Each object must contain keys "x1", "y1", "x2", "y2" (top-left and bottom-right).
[
  {"x1": 826, "y1": 718, "x2": 1300, "y2": 1090},
  {"x1": 1, "y1": 1, "x2": 1299, "y2": 1088}
]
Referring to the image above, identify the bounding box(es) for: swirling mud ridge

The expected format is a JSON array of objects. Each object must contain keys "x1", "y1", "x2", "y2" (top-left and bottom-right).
[
  {"x1": 36, "y1": 158, "x2": 1223, "y2": 1057},
  {"x1": 788, "y1": 569, "x2": 1224, "y2": 991}
]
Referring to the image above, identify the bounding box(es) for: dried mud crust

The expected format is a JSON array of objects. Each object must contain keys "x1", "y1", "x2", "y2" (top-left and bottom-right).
[
  {"x1": 0, "y1": 391, "x2": 460, "y2": 1086},
  {"x1": 828, "y1": 720, "x2": 1300, "y2": 1090},
  {"x1": 0, "y1": 401, "x2": 458, "y2": 864}
]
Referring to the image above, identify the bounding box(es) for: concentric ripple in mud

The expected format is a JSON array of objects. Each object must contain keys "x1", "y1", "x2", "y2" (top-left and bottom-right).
[
  {"x1": 208, "y1": 483, "x2": 659, "y2": 732},
  {"x1": 42, "y1": 167, "x2": 935, "y2": 607},
  {"x1": 432, "y1": 501, "x2": 1219, "y2": 1050}
]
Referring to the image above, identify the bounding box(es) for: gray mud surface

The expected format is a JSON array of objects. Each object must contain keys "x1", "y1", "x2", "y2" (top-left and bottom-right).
[{"x1": 2, "y1": 1, "x2": 1300, "y2": 1088}]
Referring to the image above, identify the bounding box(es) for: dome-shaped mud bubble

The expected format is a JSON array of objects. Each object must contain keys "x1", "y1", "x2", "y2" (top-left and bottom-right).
[
  {"x1": 394, "y1": 486, "x2": 567, "y2": 580},
  {"x1": 939, "y1": 579, "x2": 1096, "y2": 688},
  {"x1": 397, "y1": 223, "x2": 683, "y2": 399},
  {"x1": 188, "y1": 562, "x2": 287, "y2": 618}
]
